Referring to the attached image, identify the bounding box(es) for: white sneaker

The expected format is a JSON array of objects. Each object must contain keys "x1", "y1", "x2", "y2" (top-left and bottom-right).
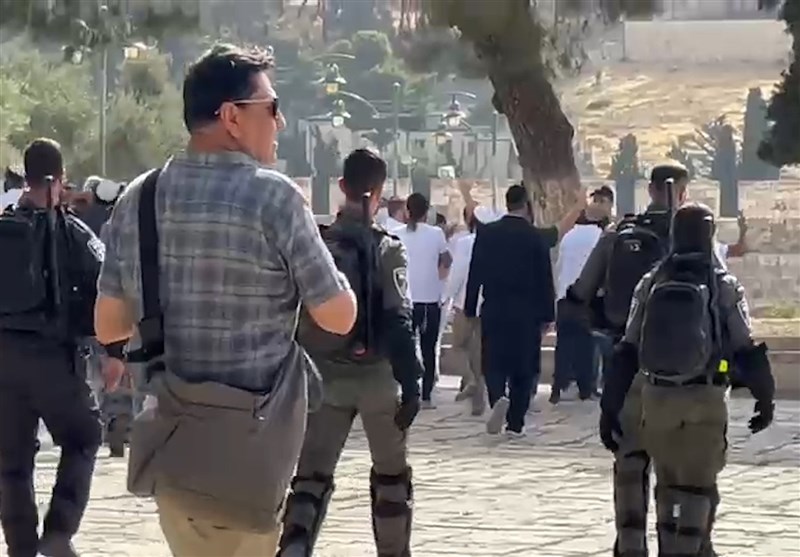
[
  {"x1": 486, "y1": 397, "x2": 510, "y2": 435},
  {"x1": 420, "y1": 400, "x2": 437, "y2": 410},
  {"x1": 506, "y1": 427, "x2": 527, "y2": 440}
]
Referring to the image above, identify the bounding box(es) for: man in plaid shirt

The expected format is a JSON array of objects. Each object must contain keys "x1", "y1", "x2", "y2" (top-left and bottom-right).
[{"x1": 94, "y1": 44, "x2": 356, "y2": 556}]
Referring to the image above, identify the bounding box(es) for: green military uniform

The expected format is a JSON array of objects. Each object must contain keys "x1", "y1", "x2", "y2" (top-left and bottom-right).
[
  {"x1": 618, "y1": 263, "x2": 773, "y2": 556},
  {"x1": 567, "y1": 212, "x2": 662, "y2": 557},
  {"x1": 279, "y1": 211, "x2": 421, "y2": 557}
]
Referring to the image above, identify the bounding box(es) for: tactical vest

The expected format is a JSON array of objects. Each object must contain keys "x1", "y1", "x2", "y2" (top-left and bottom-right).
[{"x1": 0, "y1": 206, "x2": 61, "y2": 336}]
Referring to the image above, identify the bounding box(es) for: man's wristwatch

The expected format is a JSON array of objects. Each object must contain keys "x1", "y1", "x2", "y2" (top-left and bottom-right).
[{"x1": 102, "y1": 340, "x2": 128, "y2": 360}]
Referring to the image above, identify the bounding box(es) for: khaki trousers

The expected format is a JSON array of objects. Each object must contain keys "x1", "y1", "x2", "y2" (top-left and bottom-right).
[
  {"x1": 156, "y1": 494, "x2": 280, "y2": 557},
  {"x1": 451, "y1": 309, "x2": 485, "y2": 413}
]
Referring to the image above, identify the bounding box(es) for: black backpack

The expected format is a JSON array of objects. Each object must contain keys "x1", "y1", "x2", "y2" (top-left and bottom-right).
[
  {"x1": 0, "y1": 207, "x2": 53, "y2": 331},
  {"x1": 638, "y1": 255, "x2": 723, "y2": 383},
  {"x1": 297, "y1": 223, "x2": 384, "y2": 363},
  {"x1": 603, "y1": 212, "x2": 671, "y2": 329}
]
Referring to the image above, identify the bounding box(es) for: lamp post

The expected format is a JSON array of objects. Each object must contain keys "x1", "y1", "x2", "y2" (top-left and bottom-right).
[
  {"x1": 391, "y1": 82, "x2": 402, "y2": 197},
  {"x1": 433, "y1": 122, "x2": 453, "y2": 147},
  {"x1": 98, "y1": 4, "x2": 110, "y2": 176},
  {"x1": 64, "y1": 3, "x2": 119, "y2": 176}
]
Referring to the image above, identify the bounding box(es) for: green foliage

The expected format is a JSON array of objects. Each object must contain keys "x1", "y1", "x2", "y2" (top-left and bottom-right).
[
  {"x1": 759, "y1": 0, "x2": 800, "y2": 167},
  {"x1": 665, "y1": 143, "x2": 697, "y2": 180},
  {"x1": 741, "y1": 87, "x2": 781, "y2": 180},
  {"x1": 351, "y1": 31, "x2": 392, "y2": 72},
  {"x1": 119, "y1": 50, "x2": 172, "y2": 99},
  {"x1": 607, "y1": 133, "x2": 641, "y2": 180},
  {"x1": 73, "y1": 85, "x2": 186, "y2": 181},
  {"x1": 1, "y1": 47, "x2": 96, "y2": 170},
  {"x1": 1, "y1": 40, "x2": 186, "y2": 184}
]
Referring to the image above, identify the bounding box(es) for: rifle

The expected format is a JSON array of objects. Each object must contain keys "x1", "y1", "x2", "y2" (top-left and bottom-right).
[{"x1": 44, "y1": 175, "x2": 65, "y2": 336}]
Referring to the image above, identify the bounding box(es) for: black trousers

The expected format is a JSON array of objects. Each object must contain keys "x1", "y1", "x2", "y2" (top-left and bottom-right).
[
  {"x1": 482, "y1": 319, "x2": 541, "y2": 433},
  {"x1": 0, "y1": 332, "x2": 102, "y2": 557},
  {"x1": 411, "y1": 302, "x2": 441, "y2": 401},
  {"x1": 554, "y1": 314, "x2": 596, "y2": 397}
]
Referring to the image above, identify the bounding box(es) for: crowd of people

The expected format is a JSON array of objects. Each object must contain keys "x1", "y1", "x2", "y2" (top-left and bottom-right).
[{"x1": 0, "y1": 42, "x2": 777, "y2": 557}]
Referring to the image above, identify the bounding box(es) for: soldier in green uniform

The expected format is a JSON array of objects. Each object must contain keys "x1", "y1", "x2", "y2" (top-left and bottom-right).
[
  {"x1": 278, "y1": 149, "x2": 422, "y2": 557},
  {"x1": 565, "y1": 164, "x2": 687, "y2": 556},
  {"x1": 601, "y1": 203, "x2": 775, "y2": 556}
]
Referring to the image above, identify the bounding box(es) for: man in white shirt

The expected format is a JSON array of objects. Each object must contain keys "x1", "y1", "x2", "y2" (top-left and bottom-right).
[
  {"x1": 551, "y1": 188, "x2": 611, "y2": 403},
  {"x1": 442, "y1": 214, "x2": 485, "y2": 415},
  {"x1": 384, "y1": 196, "x2": 406, "y2": 232},
  {"x1": 394, "y1": 193, "x2": 452, "y2": 408}
]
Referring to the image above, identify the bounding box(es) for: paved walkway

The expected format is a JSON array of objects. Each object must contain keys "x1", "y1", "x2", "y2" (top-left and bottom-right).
[{"x1": 8, "y1": 379, "x2": 800, "y2": 557}]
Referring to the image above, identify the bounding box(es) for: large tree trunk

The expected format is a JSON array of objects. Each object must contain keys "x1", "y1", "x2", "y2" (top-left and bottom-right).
[
  {"x1": 483, "y1": 60, "x2": 580, "y2": 226},
  {"x1": 427, "y1": 0, "x2": 581, "y2": 226}
]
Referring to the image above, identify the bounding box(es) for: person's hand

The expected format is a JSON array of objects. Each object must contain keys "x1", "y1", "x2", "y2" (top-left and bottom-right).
[
  {"x1": 101, "y1": 356, "x2": 126, "y2": 392},
  {"x1": 575, "y1": 185, "x2": 589, "y2": 210},
  {"x1": 749, "y1": 399, "x2": 774, "y2": 434},
  {"x1": 395, "y1": 396, "x2": 420, "y2": 431},
  {"x1": 737, "y1": 210, "x2": 748, "y2": 234},
  {"x1": 599, "y1": 411, "x2": 623, "y2": 452}
]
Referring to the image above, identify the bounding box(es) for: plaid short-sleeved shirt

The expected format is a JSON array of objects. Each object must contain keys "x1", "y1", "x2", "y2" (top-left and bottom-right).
[{"x1": 98, "y1": 150, "x2": 349, "y2": 391}]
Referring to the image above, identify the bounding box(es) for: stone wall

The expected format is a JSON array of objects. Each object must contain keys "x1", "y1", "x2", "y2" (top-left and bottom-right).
[
  {"x1": 623, "y1": 20, "x2": 791, "y2": 64},
  {"x1": 298, "y1": 176, "x2": 800, "y2": 310}
]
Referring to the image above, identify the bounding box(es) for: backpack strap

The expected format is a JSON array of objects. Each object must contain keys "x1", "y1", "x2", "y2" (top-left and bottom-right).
[
  {"x1": 126, "y1": 169, "x2": 164, "y2": 365},
  {"x1": 140, "y1": 169, "x2": 162, "y2": 321}
]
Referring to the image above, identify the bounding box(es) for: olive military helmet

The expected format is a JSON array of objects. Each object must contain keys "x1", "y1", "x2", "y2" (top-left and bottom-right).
[
  {"x1": 83, "y1": 175, "x2": 125, "y2": 206},
  {"x1": 670, "y1": 202, "x2": 716, "y2": 255}
]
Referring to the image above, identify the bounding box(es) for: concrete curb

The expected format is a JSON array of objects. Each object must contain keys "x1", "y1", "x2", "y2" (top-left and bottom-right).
[{"x1": 439, "y1": 333, "x2": 800, "y2": 400}]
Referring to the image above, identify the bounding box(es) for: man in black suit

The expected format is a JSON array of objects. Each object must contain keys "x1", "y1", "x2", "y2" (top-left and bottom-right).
[{"x1": 464, "y1": 185, "x2": 556, "y2": 438}]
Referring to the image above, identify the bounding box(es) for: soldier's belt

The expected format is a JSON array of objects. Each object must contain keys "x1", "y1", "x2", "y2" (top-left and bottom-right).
[{"x1": 647, "y1": 372, "x2": 729, "y2": 388}]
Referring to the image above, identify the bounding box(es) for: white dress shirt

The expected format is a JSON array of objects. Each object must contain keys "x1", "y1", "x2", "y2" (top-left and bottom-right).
[
  {"x1": 555, "y1": 223, "x2": 603, "y2": 300},
  {"x1": 443, "y1": 232, "x2": 484, "y2": 315}
]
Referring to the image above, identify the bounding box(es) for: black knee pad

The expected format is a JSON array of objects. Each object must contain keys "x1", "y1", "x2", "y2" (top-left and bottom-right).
[
  {"x1": 370, "y1": 467, "x2": 413, "y2": 515},
  {"x1": 278, "y1": 473, "x2": 335, "y2": 557},
  {"x1": 370, "y1": 467, "x2": 413, "y2": 557}
]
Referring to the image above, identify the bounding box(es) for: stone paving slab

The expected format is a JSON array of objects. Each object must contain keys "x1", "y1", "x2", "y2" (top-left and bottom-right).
[{"x1": 5, "y1": 379, "x2": 800, "y2": 557}]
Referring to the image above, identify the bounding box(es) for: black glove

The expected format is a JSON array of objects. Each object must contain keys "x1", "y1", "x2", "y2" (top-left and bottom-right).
[
  {"x1": 599, "y1": 411, "x2": 623, "y2": 452},
  {"x1": 394, "y1": 396, "x2": 420, "y2": 431},
  {"x1": 748, "y1": 399, "x2": 774, "y2": 434}
]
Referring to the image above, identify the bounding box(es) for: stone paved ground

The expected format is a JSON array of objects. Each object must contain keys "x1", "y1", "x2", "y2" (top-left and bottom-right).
[{"x1": 7, "y1": 379, "x2": 800, "y2": 557}]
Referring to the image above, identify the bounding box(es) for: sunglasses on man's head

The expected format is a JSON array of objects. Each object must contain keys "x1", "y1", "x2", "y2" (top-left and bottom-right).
[{"x1": 215, "y1": 97, "x2": 280, "y2": 118}]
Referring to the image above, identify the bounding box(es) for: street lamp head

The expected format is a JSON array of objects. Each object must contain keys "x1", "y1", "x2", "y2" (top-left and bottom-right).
[
  {"x1": 331, "y1": 99, "x2": 351, "y2": 128},
  {"x1": 325, "y1": 63, "x2": 347, "y2": 95},
  {"x1": 434, "y1": 123, "x2": 452, "y2": 146},
  {"x1": 444, "y1": 96, "x2": 466, "y2": 129}
]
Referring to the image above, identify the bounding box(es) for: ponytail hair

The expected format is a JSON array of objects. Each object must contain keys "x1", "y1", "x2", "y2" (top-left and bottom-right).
[{"x1": 406, "y1": 192, "x2": 429, "y2": 232}]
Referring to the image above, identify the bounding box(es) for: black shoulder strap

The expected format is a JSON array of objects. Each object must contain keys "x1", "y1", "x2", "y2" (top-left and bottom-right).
[{"x1": 139, "y1": 169, "x2": 162, "y2": 320}]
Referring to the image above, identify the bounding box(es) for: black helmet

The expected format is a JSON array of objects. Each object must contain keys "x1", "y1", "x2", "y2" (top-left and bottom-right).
[{"x1": 671, "y1": 202, "x2": 716, "y2": 255}]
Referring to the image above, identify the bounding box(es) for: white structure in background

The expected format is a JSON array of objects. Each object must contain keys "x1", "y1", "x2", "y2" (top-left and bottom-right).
[{"x1": 297, "y1": 112, "x2": 517, "y2": 184}]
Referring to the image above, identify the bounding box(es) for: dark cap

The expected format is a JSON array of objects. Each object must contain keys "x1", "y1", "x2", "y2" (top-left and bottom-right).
[
  {"x1": 590, "y1": 185, "x2": 615, "y2": 202},
  {"x1": 671, "y1": 202, "x2": 716, "y2": 254},
  {"x1": 650, "y1": 163, "x2": 689, "y2": 187}
]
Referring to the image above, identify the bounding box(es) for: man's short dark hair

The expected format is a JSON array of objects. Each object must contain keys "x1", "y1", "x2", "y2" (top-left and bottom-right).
[
  {"x1": 387, "y1": 196, "x2": 405, "y2": 217},
  {"x1": 650, "y1": 164, "x2": 689, "y2": 188},
  {"x1": 23, "y1": 138, "x2": 64, "y2": 187},
  {"x1": 341, "y1": 148, "x2": 387, "y2": 201},
  {"x1": 183, "y1": 43, "x2": 275, "y2": 133},
  {"x1": 591, "y1": 185, "x2": 615, "y2": 203},
  {"x1": 505, "y1": 184, "x2": 528, "y2": 212}
]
